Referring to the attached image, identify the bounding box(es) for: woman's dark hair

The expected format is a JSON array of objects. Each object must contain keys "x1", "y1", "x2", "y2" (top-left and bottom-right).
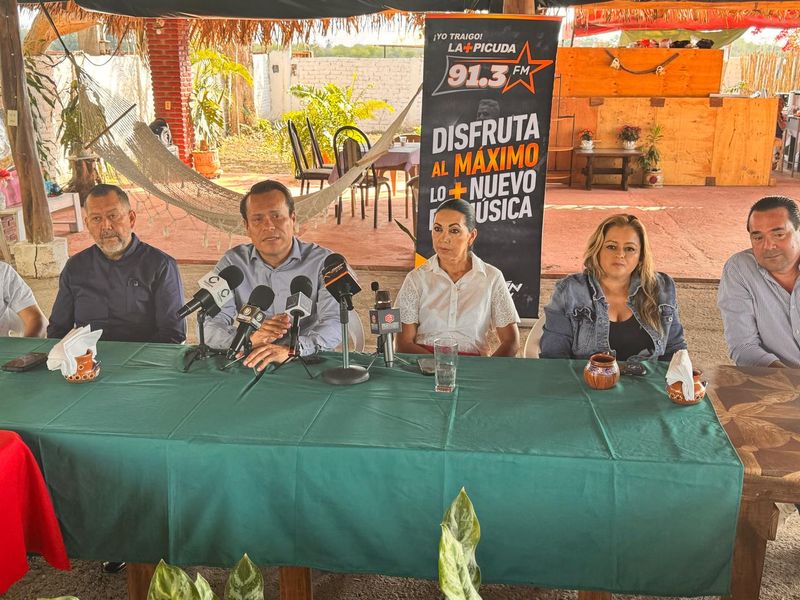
[
  {"x1": 435, "y1": 199, "x2": 476, "y2": 231},
  {"x1": 747, "y1": 196, "x2": 800, "y2": 231},
  {"x1": 240, "y1": 180, "x2": 294, "y2": 222}
]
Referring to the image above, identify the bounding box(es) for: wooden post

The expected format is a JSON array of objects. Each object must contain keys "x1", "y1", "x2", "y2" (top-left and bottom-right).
[
  {"x1": 723, "y1": 500, "x2": 778, "y2": 600},
  {"x1": 0, "y1": 0, "x2": 54, "y2": 243},
  {"x1": 503, "y1": 0, "x2": 536, "y2": 14},
  {"x1": 279, "y1": 566, "x2": 313, "y2": 600},
  {"x1": 127, "y1": 562, "x2": 156, "y2": 600}
]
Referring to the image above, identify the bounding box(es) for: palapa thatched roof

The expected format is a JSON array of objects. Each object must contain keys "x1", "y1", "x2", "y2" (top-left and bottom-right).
[
  {"x1": 574, "y1": 0, "x2": 800, "y2": 30},
  {"x1": 33, "y1": 1, "x2": 425, "y2": 50}
]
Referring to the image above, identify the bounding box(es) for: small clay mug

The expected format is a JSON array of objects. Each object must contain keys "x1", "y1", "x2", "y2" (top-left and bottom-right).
[
  {"x1": 583, "y1": 352, "x2": 620, "y2": 390},
  {"x1": 65, "y1": 350, "x2": 101, "y2": 383},
  {"x1": 666, "y1": 369, "x2": 707, "y2": 405}
]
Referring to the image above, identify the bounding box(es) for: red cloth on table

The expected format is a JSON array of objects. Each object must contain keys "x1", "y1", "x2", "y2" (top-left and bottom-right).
[{"x1": 0, "y1": 430, "x2": 70, "y2": 594}]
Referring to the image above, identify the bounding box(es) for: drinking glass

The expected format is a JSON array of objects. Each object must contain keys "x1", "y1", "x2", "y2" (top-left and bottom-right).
[
  {"x1": 399, "y1": 135, "x2": 408, "y2": 146},
  {"x1": 434, "y1": 337, "x2": 458, "y2": 393}
]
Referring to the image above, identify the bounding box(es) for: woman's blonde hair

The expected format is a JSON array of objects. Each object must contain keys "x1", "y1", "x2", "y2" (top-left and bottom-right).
[{"x1": 582, "y1": 214, "x2": 661, "y2": 333}]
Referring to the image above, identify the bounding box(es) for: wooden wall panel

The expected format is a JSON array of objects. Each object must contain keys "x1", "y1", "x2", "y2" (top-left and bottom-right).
[
  {"x1": 555, "y1": 48, "x2": 723, "y2": 98},
  {"x1": 553, "y1": 97, "x2": 773, "y2": 187},
  {"x1": 711, "y1": 98, "x2": 776, "y2": 186}
]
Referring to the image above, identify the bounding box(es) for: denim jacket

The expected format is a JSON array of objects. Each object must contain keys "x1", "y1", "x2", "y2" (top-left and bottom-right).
[{"x1": 540, "y1": 271, "x2": 687, "y2": 361}]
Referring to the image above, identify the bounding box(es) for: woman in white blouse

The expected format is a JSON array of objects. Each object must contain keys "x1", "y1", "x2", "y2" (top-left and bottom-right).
[{"x1": 395, "y1": 199, "x2": 520, "y2": 356}]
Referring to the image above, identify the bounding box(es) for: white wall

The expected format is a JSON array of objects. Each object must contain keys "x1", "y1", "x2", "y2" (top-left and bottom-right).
[{"x1": 252, "y1": 53, "x2": 423, "y2": 132}]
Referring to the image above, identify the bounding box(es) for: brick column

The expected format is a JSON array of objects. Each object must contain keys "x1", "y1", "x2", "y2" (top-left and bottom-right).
[{"x1": 145, "y1": 19, "x2": 194, "y2": 165}]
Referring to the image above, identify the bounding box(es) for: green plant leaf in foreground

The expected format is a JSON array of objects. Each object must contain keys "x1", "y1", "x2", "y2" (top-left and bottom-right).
[
  {"x1": 147, "y1": 559, "x2": 200, "y2": 600},
  {"x1": 442, "y1": 487, "x2": 481, "y2": 591},
  {"x1": 194, "y1": 573, "x2": 219, "y2": 600},
  {"x1": 439, "y1": 524, "x2": 482, "y2": 600},
  {"x1": 224, "y1": 553, "x2": 264, "y2": 600}
]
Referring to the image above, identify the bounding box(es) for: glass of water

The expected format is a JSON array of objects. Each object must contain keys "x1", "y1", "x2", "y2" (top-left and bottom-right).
[{"x1": 434, "y1": 337, "x2": 458, "y2": 393}]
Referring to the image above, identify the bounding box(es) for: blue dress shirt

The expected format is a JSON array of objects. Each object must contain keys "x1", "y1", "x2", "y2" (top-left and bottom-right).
[
  {"x1": 204, "y1": 238, "x2": 342, "y2": 355},
  {"x1": 48, "y1": 234, "x2": 186, "y2": 343},
  {"x1": 718, "y1": 249, "x2": 800, "y2": 367}
]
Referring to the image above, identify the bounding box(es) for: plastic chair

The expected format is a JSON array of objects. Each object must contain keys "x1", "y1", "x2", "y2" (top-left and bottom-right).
[
  {"x1": 287, "y1": 119, "x2": 332, "y2": 194},
  {"x1": 334, "y1": 309, "x2": 366, "y2": 353},
  {"x1": 523, "y1": 315, "x2": 546, "y2": 359},
  {"x1": 333, "y1": 125, "x2": 392, "y2": 228}
]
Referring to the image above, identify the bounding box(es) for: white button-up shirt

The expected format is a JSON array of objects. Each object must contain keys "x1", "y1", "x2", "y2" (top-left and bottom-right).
[{"x1": 396, "y1": 253, "x2": 519, "y2": 355}]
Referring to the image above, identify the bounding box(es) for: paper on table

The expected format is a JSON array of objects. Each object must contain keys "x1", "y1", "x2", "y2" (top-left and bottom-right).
[
  {"x1": 666, "y1": 349, "x2": 694, "y2": 401},
  {"x1": 47, "y1": 325, "x2": 103, "y2": 377}
]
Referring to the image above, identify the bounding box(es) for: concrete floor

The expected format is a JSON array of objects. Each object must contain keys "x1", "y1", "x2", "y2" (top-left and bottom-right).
[{"x1": 46, "y1": 172, "x2": 800, "y2": 279}]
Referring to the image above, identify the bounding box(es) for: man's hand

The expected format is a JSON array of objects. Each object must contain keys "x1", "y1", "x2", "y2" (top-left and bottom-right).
[
  {"x1": 243, "y1": 343, "x2": 291, "y2": 371},
  {"x1": 249, "y1": 313, "x2": 291, "y2": 348}
]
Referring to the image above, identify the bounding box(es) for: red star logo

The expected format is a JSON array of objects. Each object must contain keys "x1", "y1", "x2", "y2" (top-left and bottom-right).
[{"x1": 500, "y1": 42, "x2": 554, "y2": 94}]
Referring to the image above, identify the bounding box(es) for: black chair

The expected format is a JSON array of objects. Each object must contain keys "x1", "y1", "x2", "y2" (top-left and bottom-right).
[
  {"x1": 332, "y1": 125, "x2": 392, "y2": 228},
  {"x1": 287, "y1": 119, "x2": 332, "y2": 195},
  {"x1": 306, "y1": 117, "x2": 334, "y2": 169}
]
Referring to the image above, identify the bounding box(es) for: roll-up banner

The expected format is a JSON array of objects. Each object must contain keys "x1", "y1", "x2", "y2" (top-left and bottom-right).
[{"x1": 415, "y1": 13, "x2": 561, "y2": 319}]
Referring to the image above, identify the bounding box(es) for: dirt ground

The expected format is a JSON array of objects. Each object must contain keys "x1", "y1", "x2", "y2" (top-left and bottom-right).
[{"x1": 5, "y1": 266, "x2": 799, "y2": 600}]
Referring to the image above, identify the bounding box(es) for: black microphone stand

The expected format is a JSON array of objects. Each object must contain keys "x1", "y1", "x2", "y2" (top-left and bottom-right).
[
  {"x1": 182, "y1": 309, "x2": 227, "y2": 372},
  {"x1": 271, "y1": 314, "x2": 315, "y2": 380},
  {"x1": 365, "y1": 333, "x2": 411, "y2": 371},
  {"x1": 322, "y1": 296, "x2": 370, "y2": 385}
]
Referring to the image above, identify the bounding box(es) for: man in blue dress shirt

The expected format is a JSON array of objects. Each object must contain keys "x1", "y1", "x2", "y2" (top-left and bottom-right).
[
  {"x1": 48, "y1": 183, "x2": 186, "y2": 344},
  {"x1": 205, "y1": 180, "x2": 341, "y2": 370}
]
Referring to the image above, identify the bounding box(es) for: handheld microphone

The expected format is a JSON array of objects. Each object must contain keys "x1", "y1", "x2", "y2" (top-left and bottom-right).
[
  {"x1": 177, "y1": 265, "x2": 244, "y2": 319},
  {"x1": 227, "y1": 285, "x2": 275, "y2": 359},
  {"x1": 369, "y1": 282, "x2": 402, "y2": 367},
  {"x1": 286, "y1": 275, "x2": 313, "y2": 357},
  {"x1": 322, "y1": 253, "x2": 361, "y2": 310}
]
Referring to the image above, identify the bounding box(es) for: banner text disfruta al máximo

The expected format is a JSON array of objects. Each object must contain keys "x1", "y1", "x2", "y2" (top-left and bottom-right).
[{"x1": 416, "y1": 14, "x2": 560, "y2": 319}]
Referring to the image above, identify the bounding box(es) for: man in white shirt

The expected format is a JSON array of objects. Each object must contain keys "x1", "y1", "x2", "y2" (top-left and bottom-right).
[{"x1": 0, "y1": 262, "x2": 47, "y2": 337}]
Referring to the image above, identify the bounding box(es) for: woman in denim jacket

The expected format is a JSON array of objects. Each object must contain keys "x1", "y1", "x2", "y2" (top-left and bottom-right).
[{"x1": 540, "y1": 214, "x2": 686, "y2": 361}]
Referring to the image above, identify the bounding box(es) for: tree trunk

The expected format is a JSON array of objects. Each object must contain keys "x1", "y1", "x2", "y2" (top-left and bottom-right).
[
  {"x1": 223, "y1": 42, "x2": 256, "y2": 135},
  {"x1": 65, "y1": 156, "x2": 101, "y2": 207},
  {"x1": 0, "y1": 0, "x2": 53, "y2": 244}
]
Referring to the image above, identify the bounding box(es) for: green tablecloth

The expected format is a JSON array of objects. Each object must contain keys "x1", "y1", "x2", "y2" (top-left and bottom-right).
[{"x1": 0, "y1": 338, "x2": 742, "y2": 596}]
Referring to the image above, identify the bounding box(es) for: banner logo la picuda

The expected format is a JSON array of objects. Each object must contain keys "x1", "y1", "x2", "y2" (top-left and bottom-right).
[{"x1": 433, "y1": 41, "x2": 554, "y2": 97}]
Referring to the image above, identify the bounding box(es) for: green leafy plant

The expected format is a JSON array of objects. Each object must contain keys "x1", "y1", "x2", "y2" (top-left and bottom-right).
[
  {"x1": 191, "y1": 47, "x2": 253, "y2": 150},
  {"x1": 579, "y1": 129, "x2": 593, "y2": 141},
  {"x1": 439, "y1": 488, "x2": 482, "y2": 600},
  {"x1": 278, "y1": 75, "x2": 393, "y2": 164},
  {"x1": 639, "y1": 124, "x2": 663, "y2": 172},
  {"x1": 57, "y1": 79, "x2": 83, "y2": 157},
  {"x1": 23, "y1": 56, "x2": 59, "y2": 178},
  {"x1": 617, "y1": 124, "x2": 641, "y2": 143},
  {"x1": 38, "y1": 554, "x2": 264, "y2": 600}
]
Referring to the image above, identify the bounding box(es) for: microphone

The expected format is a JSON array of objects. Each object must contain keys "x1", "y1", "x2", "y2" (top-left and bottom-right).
[
  {"x1": 177, "y1": 265, "x2": 244, "y2": 319},
  {"x1": 227, "y1": 285, "x2": 275, "y2": 359},
  {"x1": 369, "y1": 282, "x2": 402, "y2": 367},
  {"x1": 286, "y1": 275, "x2": 313, "y2": 358},
  {"x1": 322, "y1": 253, "x2": 361, "y2": 310}
]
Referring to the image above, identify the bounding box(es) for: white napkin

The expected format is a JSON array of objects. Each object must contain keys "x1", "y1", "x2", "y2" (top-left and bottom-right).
[
  {"x1": 666, "y1": 349, "x2": 694, "y2": 400},
  {"x1": 47, "y1": 325, "x2": 103, "y2": 377}
]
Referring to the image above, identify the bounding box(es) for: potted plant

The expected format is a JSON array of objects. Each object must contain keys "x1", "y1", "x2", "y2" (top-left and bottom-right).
[
  {"x1": 579, "y1": 129, "x2": 594, "y2": 150},
  {"x1": 639, "y1": 124, "x2": 664, "y2": 188},
  {"x1": 190, "y1": 47, "x2": 253, "y2": 178},
  {"x1": 618, "y1": 125, "x2": 641, "y2": 150}
]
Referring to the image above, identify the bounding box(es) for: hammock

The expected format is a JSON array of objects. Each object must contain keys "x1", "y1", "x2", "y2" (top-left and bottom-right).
[{"x1": 75, "y1": 65, "x2": 419, "y2": 235}]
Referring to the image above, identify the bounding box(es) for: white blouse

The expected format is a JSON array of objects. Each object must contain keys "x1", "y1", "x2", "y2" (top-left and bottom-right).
[{"x1": 396, "y1": 253, "x2": 519, "y2": 355}]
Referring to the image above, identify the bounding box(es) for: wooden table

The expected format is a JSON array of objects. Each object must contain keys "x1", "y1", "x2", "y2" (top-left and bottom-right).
[
  {"x1": 579, "y1": 365, "x2": 800, "y2": 600},
  {"x1": 575, "y1": 148, "x2": 643, "y2": 191}
]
